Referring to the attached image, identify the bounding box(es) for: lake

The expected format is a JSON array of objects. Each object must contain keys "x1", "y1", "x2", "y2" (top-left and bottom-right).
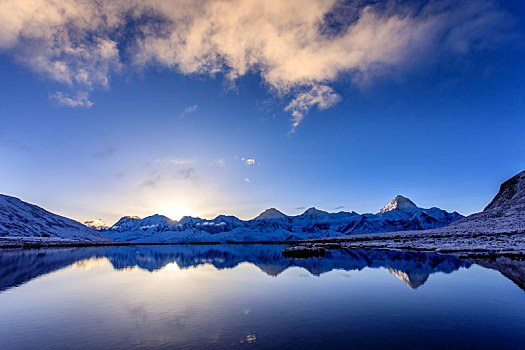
[{"x1": 0, "y1": 245, "x2": 524, "y2": 349}]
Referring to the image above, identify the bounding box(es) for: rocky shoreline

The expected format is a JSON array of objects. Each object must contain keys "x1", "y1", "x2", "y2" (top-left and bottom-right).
[{"x1": 283, "y1": 230, "x2": 525, "y2": 259}]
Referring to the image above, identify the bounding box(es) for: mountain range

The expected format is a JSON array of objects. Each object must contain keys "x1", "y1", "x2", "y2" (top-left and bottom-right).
[
  {"x1": 0, "y1": 193, "x2": 462, "y2": 243},
  {"x1": 314, "y1": 170, "x2": 525, "y2": 255},
  {"x1": 103, "y1": 195, "x2": 462, "y2": 243},
  {"x1": 1, "y1": 169, "x2": 524, "y2": 245}
]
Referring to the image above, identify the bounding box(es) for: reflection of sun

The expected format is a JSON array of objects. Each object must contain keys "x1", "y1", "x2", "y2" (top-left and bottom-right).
[
  {"x1": 72, "y1": 257, "x2": 110, "y2": 270},
  {"x1": 163, "y1": 262, "x2": 180, "y2": 272},
  {"x1": 158, "y1": 204, "x2": 190, "y2": 221}
]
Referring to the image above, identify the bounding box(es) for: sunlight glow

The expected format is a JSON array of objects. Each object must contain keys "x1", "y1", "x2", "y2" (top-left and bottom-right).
[
  {"x1": 157, "y1": 203, "x2": 192, "y2": 221},
  {"x1": 163, "y1": 263, "x2": 181, "y2": 272},
  {"x1": 71, "y1": 258, "x2": 112, "y2": 270}
]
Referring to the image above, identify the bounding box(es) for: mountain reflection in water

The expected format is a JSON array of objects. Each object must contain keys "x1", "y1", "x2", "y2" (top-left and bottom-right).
[{"x1": 0, "y1": 245, "x2": 473, "y2": 292}]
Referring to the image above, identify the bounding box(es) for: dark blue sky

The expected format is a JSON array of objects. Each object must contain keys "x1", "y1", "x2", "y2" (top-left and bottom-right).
[{"x1": 0, "y1": 0, "x2": 524, "y2": 223}]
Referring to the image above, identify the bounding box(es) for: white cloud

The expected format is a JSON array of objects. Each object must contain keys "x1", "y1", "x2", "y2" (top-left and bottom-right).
[
  {"x1": 0, "y1": 0, "x2": 513, "y2": 129},
  {"x1": 285, "y1": 84, "x2": 341, "y2": 132},
  {"x1": 180, "y1": 104, "x2": 199, "y2": 117},
  {"x1": 49, "y1": 91, "x2": 93, "y2": 108},
  {"x1": 0, "y1": 0, "x2": 122, "y2": 88},
  {"x1": 243, "y1": 158, "x2": 255, "y2": 165}
]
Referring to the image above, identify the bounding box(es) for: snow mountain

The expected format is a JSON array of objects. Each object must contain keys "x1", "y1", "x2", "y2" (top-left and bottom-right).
[
  {"x1": 0, "y1": 194, "x2": 110, "y2": 241},
  {"x1": 432, "y1": 169, "x2": 525, "y2": 235},
  {"x1": 106, "y1": 195, "x2": 463, "y2": 243},
  {"x1": 380, "y1": 195, "x2": 417, "y2": 214},
  {"x1": 315, "y1": 170, "x2": 525, "y2": 255},
  {"x1": 254, "y1": 208, "x2": 288, "y2": 220}
]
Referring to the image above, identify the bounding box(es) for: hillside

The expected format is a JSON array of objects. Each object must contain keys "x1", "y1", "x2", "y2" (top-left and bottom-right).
[{"x1": 0, "y1": 194, "x2": 110, "y2": 242}]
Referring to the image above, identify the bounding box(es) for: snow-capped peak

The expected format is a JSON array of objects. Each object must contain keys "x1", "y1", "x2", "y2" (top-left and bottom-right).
[
  {"x1": 254, "y1": 208, "x2": 288, "y2": 220},
  {"x1": 142, "y1": 214, "x2": 173, "y2": 222},
  {"x1": 300, "y1": 207, "x2": 328, "y2": 217},
  {"x1": 379, "y1": 195, "x2": 417, "y2": 214},
  {"x1": 112, "y1": 216, "x2": 141, "y2": 228}
]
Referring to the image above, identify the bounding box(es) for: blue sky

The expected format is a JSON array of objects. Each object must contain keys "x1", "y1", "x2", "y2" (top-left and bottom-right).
[{"x1": 1, "y1": 0, "x2": 524, "y2": 224}]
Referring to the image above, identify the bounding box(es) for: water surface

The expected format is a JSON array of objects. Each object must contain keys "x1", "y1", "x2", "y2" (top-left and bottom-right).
[{"x1": 0, "y1": 245, "x2": 523, "y2": 349}]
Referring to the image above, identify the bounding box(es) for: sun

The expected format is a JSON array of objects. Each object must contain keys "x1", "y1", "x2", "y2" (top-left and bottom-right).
[
  {"x1": 157, "y1": 204, "x2": 191, "y2": 221},
  {"x1": 163, "y1": 262, "x2": 180, "y2": 272}
]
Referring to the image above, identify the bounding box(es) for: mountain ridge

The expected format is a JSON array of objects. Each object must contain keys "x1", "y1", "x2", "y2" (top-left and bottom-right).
[
  {"x1": 307, "y1": 170, "x2": 525, "y2": 255},
  {"x1": 0, "y1": 194, "x2": 110, "y2": 241},
  {"x1": 104, "y1": 195, "x2": 463, "y2": 243},
  {"x1": 3, "y1": 168, "x2": 524, "y2": 245}
]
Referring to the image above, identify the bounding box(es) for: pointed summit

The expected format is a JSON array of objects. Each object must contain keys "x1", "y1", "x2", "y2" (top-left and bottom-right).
[
  {"x1": 112, "y1": 215, "x2": 141, "y2": 228},
  {"x1": 301, "y1": 207, "x2": 329, "y2": 217},
  {"x1": 254, "y1": 208, "x2": 288, "y2": 220},
  {"x1": 379, "y1": 195, "x2": 417, "y2": 214}
]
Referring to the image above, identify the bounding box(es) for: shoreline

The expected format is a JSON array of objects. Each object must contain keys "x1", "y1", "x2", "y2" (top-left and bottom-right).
[
  {"x1": 0, "y1": 237, "x2": 296, "y2": 249},
  {"x1": 1, "y1": 233, "x2": 524, "y2": 259},
  {"x1": 290, "y1": 229, "x2": 525, "y2": 259}
]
